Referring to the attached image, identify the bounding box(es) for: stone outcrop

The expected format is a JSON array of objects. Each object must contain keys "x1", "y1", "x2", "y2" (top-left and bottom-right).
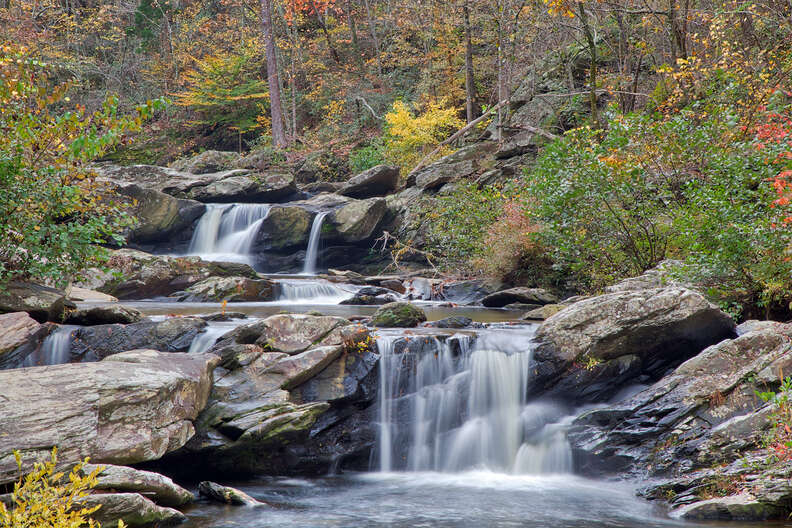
[
  {"x1": 70, "y1": 317, "x2": 207, "y2": 361},
  {"x1": 65, "y1": 304, "x2": 144, "y2": 325},
  {"x1": 337, "y1": 165, "x2": 399, "y2": 198},
  {"x1": 0, "y1": 350, "x2": 219, "y2": 485},
  {"x1": 531, "y1": 288, "x2": 736, "y2": 401},
  {"x1": 174, "y1": 276, "x2": 276, "y2": 302},
  {"x1": 0, "y1": 281, "x2": 73, "y2": 323},
  {"x1": 327, "y1": 197, "x2": 386, "y2": 243},
  {"x1": 0, "y1": 311, "x2": 49, "y2": 369},
  {"x1": 116, "y1": 183, "x2": 205, "y2": 245},
  {"x1": 371, "y1": 302, "x2": 427, "y2": 327}
]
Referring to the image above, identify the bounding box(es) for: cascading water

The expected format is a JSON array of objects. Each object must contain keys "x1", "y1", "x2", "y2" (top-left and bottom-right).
[
  {"x1": 23, "y1": 325, "x2": 76, "y2": 367},
  {"x1": 302, "y1": 212, "x2": 328, "y2": 275},
  {"x1": 187, "y1": 203, "x2": 271, "y2": 266},
  {"x1": 276, "y1": 279, "x2": 356, "y2": 304},
  {"x1": 374, "y1": 327, "x2": 572, "y2": 474}
]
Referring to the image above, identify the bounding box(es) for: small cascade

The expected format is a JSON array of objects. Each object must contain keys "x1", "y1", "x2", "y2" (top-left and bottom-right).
[
  {"x1": 374, "y1": 327, "x2": 572, "y2": 474},
  {"x1": 302, "y1": 212, "x2": 329, "y2": 275},
  {"x1": 23, "y1": 325, "x2": 76, "y2": 366},
  {"x1": 276, "y1": 279, "x2": 355, "y2": 304},
  {"x1": 187, "y1": 204, "x2": 271, "y2": 265},
  {"x1": 188, "y1": 320, "x2": 252, "y2": 354}
]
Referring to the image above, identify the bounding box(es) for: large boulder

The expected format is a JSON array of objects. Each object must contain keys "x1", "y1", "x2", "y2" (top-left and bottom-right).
[
  {"x1": 76, "y1": 249, "x2": 259, "y2": 299},
  {"x1": 327, "y1": 197, "x2": 387, "y2": 243},
  {"x1": 70, "y1": 317, "x2": 207, "y2": 361},
  {"x1": 0, "y1": 312, "x2": 49, "y2": 369},
  {"x1": 410, "y1": 142, "x2": 497, "y2": 189},
  {"x1": 80, "y1": 493, "x2": 186, "y2": 527},
  {"x1": 213, "y1": 313, "x2": 350, "y2": 355},
  {"x1": 252, "y1": 205, "x2": 313, "y2": 251},
  {"x1": 371, "y1": 302, "x2": 427, "y2": 327},
  {"x1": 64, "y1": 305, "x2": 144, "y2": 325},
  {"x1": 84, "y1": 464, "x2": 193, "y2": 507},
  {"x1": 530, "y1": 288, "x2": 736, "y2": 401},
  {"x1": 337, "y1": 165, "x2": 399, "y2": 198},
  {"x1": 0, "y1": 281, "x2": 73, "y2": 323},
  {"x1": 0, "y1": 350, "x2": 219, "y2": 484},
  {"x1": 174, "y1": 276, "x2": 276, "y2": 302},
  {"x1": 116, "y1": 183, "x2": 205, "y2": 245},
  {"x1": 184, "y1": 172, "x2": 296, "y2": 203},
  {"x1": 480, "y1": 287, "x2": 558, "y2": 307},
  {"x1": 170, "y1": 150, "x2": 241, "y2": 174}
]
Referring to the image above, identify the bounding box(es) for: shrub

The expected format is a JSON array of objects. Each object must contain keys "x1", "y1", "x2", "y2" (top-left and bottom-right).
[
  {"x1": 349, "y1": 138, "x2": 385, "y2": 173},
  {"x1": 0, "y1": 448, "x2": 124, "y2": 528},
  {"x1": 0, "y1": 45, "x2": 164, "y2": 286}
]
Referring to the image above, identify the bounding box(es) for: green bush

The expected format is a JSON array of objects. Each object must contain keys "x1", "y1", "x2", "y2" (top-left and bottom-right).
[{"x1": 349, "y1": 139, "x2": 385, "y2": 173}]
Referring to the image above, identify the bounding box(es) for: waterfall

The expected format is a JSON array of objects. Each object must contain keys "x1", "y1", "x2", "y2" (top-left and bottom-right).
[
  {"x1": 373, "y1": 328, "x2": 572, "y2": 474},
  {"x1": 187, "y1": 203, "x2": 271, "y2": 265},
  {"x1": 23, "y1": 325, "x2": 76, "y2": 367},
  {"x1": 302, "y1": 212, "x2": 328, "y2": 275},
  {"x1": 276, "y1": 279, "x2": 355, "y2": 304}
]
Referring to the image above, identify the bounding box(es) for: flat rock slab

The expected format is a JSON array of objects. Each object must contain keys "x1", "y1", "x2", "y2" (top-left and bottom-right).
[
  {"x1": 84, "y1": 463, "x2": 193, "y2": 507},
  {"x1": 0, "y1": 350, "x2": 219, "y2": 485},
  {"x1": 79, "y1": 492, "x2": 186, "y2": 527}
]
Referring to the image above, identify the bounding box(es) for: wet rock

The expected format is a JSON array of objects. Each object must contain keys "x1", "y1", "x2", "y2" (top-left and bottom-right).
[
  {"x1": 380, "y1": 279, "x2": 406, "y2": 294},
  {"x1": 65, "y1": 305, "x2": 144, "y2": 325},
  {"x1": 0, "y1": 281, "x2": 73, "y2": 323},
  {"x1": 269, "y1": 345, "x2": 344, "y2": 389},
  {"x1": 531, "y1": 288, "x2": 735, "y2": 402},
  {"x1": 0, "y1": 312, "x2": 49, "y2": 369},
  {"x1": 339, "y1": 286, "x2": 399, "y2": 305},
  {"x1": 198, "y1": 481, "x2": 263, "y2": 506},
  {"x1": 294, "y1": 347, "x2": 379, "y2": 403},
  {"x1": 253, "y1": 314, "x2": 350, "y2": 354},
  {"x1": 521, "y1": 304, "x2": 566, "y2": 321},
  {"x1": 670, "y1": 493, "x2": 785, "y2": 521},
  {"x1": 328, "y1": 197, "x2": 387, "y2": 243},
  {"x1": 170, "y1": 150, "x2": 242, "y2": 174},
  {"x1": 253, "y1": 204, "x2": 313, "y2": 251},
  {"x1": 185, "y1": 172, "x2": 296, "y2": 203},
  {"x1": 424, "y1": 316, "x2": 473, "y2": 328},
  {"x1": 79, "y1": 493, "x2": 186, "y2": 527},
  {"x1": 371, "y1": 302, "x2": 427, "y2": 327},
  {"x1": 504, "y1": 303, "x2": 543, "y2": 311},
  {"x1": 176, "y1": 276, "x2": 276, "y2": 302},
  {"x1": 201, "y1": 312, "x2": 248, "y2": 322},
  {"x1": 71, "y1": 317, "x2": 206, "y2": 361},
  {"x1": 0, "y1": 350, "x2": 219, "y2": 484},
  {"x1": 84, "y1": 464, "x2": 193, "y2": 506},
  {"x1": 77, "y1": 249, "x2": 258, "y2": 300},
  {"x1": 337, "y1": 165, "x2": 399, "y2": 198},
  {"x1": 116, "y1": 183, "x2": 205, "y2": 245},
  {"x1": 481, "y1": 287, "x2": 558, "y2": 307},
  {"x1": 567, "y1": 325, "x2": 792, "y2": 479},
  {"x1": 440, "y1": 279, "x2": 500, "y2": 304}
]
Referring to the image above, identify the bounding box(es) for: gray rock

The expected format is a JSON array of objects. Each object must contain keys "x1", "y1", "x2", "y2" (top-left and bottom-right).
[
  {"x1": 481, "y1": 287, "x2": 558, "y2": 307},
  {"x1": 0, "y1": 350, "x2": 219, "y2": 484},
  {"x1": 185, "y1": 172, "x2": 296, "y2": 203},
  {"x1": 337, "y1": 165, "x2": 399, "y2": 198},
  {"x1": 116, "y1": 183, "x2": 205, "y2": 245},
  {"x1": 424, "y1": 316, "x2": 473, "y2": 328},
  {"x1": 170, "y1": 150, "x2": 241, "y2": 174},
  {"x1": 0, "y1": 281, "x2": 73, "y2": 323},
  {"x1": 0, "y1": 311, "x2": 49, "y2": 369},
  {"x1": 79, "y1": 492, "x2": 186, "y2": 527},
  {"x1": 328, "y1": 197, "x2": 387, "y2": 243},
  {"x1": 531, "y1": 288, "x2": 736, "y2": 401},
  {"x1": 198, "y1": 481, "x2": 263, "y2": 506},
  {"x1": 65, "y1": 305, "x2": 144, "y2": 325},
  {"x1": 252, "y1": 314, "x2": 350, "y2": 354},
  {"x1": 71, "y1": 317, "x2": 207, "y2": 361},
  {"x1": 521, "y1": 304, "x2": 566, "y2": 321},
  {"x1": 670, "y1": 493, "x2": 785, "y2": 521},
  {"x1": 84, "y1": 463, "x2": 193, "y2": 506},
  {"x1": 175, "y1": 276, "x2": 276, "y2": 302}
]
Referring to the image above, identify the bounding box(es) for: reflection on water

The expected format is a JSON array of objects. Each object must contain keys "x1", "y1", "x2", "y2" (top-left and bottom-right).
[{"x1": 178, "y1": 472, "x2": 779, "y2": 528}]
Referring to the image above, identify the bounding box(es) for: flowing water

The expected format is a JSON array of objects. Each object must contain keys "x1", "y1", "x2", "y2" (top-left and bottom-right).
[
  {"x1": 302, "y1": 211, "x2": 329, "y2": 275},
  {"x1": 22, "y1": 325, "x2": 77, "y2": 366},
  {"x1": 186, "y1": 203, "x2": 271, "y2": 266}
]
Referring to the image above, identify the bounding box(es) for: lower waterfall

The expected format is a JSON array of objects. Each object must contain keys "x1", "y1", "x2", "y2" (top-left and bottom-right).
[
  {"x1": 373, "y1": 328, "x2": 572, "y2": 474},
  {"x1": 302, "y1": 211, "x2": 329, "y2": 275},
  {"x1": 187, "y1": 203, "x2": 271, "y2": 265}
]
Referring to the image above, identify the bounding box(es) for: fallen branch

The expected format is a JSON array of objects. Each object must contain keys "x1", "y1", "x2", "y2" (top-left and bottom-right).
[
  {"x1": 354, "y1": 96, "x2": 382, "y2": 120},
  {"x1": 373, "y1": 231, "x2": 439, "y2": 276}
]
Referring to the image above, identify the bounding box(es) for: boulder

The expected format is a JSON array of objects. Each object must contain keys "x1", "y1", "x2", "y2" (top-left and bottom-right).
[
  {"x1": 371, "y1": 302, "x2": 427, "y2": 327},
  {"x1": 521, "y1": 304, "x2": 566, "y2": 321},
  {"x1": 80, "y1": 493, "x2": 186, "y2": 527},
  {"x1": 252, "y1": 205, "x2": 313, "y2": 251},
  {"x1": 0, "y1": 312, "x2": 49, "y2": 369},
  {"x1": 423, "y1": 316, "x2": 473, "y2": 329},
  {"x1": 0, "y1": 281, "x2": 73, "y2": 323},
  {"x1": 605, "y1": 260, "x2": 686, "y2": 293},
  {"x1": 175, "y1": 276, "x2": 276, "y2": 302},
  {"x1": 480, "y1": 287, "x2": 558, "y2": 307},
  {"x1": 339, "y1": 286, "x2": 399, "y2": 305},
  {"x1": 198, "y1": 481, "x2": 263, "y2": 506},
  {"x1": 337, "y1": 165, "x2": 400, "y2": 198},
  {"x1": 670, "y1": 494, "x2": 785, "y2": 521},
  {"x1": 301, "y1": 181, "x2": 344, "y2": 193},
  {"x1": 410, "y1": 143, "x2": 496, "y2": 189},
  {"x1": 251, "y1": 313, "x2": 350, "y2": 354},
  {"x1": 184, "y1": 172, "x2": 296, "y2": 203},
  {"x1": 530, "y1": 288, "x2": 736, "y2": 401},
  {"x1": 68, "y1": 287, "x2": 118, "y2": 302},
  {"x1": 328, "y1": 198, "x2": 387, "y2": 243},
  {"x1": 170, "y1": 150, "x2": 241, "y2": 174},
  {"x1": 440, "y1": 279, "x2": 500, "y2": 304},
  {"x1": 83, "y1": 464, "x2": 193, "y2": 507},
  {"x1": 77, "y1": 249, "x2": 259, "y2": 300},
  {"x1": 0, "y1": 350, "x2": 219, "y2": 484},
  {"x1": 70, "y1": 317, "x2": 207, "y2": 361},
  {"x1": 116, "y1": 183, "x2": 205, "y2": 244},
  {"x1": 65, "y1": 305, "x2": 144, "y2": 325}
]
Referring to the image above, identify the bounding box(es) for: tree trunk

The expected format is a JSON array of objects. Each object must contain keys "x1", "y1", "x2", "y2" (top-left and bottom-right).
[
  {"x1": 260, "y1": 0, "x2": 288, "y2": 148},
  {"x1": 463, "y1": 0, "x2": 479, "y2": 122},
  {"x1": 363, "y1": 0, "x2": 383, "y2": 74},
  {"x1": 577, "y1": 1, "x2": 601, "y2": 130}
]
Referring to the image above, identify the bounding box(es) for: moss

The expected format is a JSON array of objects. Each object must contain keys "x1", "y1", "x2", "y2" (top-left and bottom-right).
[{"x1": 371, "y1": 302, "x2": 427, "y2": 327}]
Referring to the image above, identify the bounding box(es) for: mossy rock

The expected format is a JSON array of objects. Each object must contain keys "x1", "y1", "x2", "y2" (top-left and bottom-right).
[{"x1": 371, "y1": 302, "x2": 427, "y2": 328}]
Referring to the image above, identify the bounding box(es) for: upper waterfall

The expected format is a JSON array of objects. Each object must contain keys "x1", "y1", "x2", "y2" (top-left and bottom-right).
[{"x1": 186, "y1": 203, "x2": 271, "y2": 266}]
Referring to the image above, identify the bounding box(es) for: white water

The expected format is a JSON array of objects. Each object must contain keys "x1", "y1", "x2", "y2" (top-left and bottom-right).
[
  {"x1": 23, "y1": 325, "x2": 76, "y2": 366},
  {"x1": 374, "y1": 328, "x2": 572, "y2": 474},
  {"x1": 187, "y1": 203, "x2": 271, "y2": 265},
  {"x1": 302, "y1": 212, "x2": 329, "y2": 275},
  {"x1": 276, "y1": 279, "x2": 356, "y2": 304}
]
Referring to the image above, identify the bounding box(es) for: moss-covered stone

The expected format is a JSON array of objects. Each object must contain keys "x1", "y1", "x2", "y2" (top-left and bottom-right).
[{"x1": 371, "y1": 302, "x2": 427, "y2": 327}]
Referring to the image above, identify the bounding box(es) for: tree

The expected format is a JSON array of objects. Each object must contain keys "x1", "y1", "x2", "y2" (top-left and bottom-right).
[{"x1": 260, "y1": 0, "x2": 288, "y2": 147}]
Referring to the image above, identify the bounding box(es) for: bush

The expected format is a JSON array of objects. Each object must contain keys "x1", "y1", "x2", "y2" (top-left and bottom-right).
[
  {"x1": 0, "y1": 448, "x2": 124, "y2": 528},
  {"x1": 349, "y1": 138, "x2": 385, "y2": 173},
  {"x1": 0, "y1": 46, "x2": 164, "y2": 286}
]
